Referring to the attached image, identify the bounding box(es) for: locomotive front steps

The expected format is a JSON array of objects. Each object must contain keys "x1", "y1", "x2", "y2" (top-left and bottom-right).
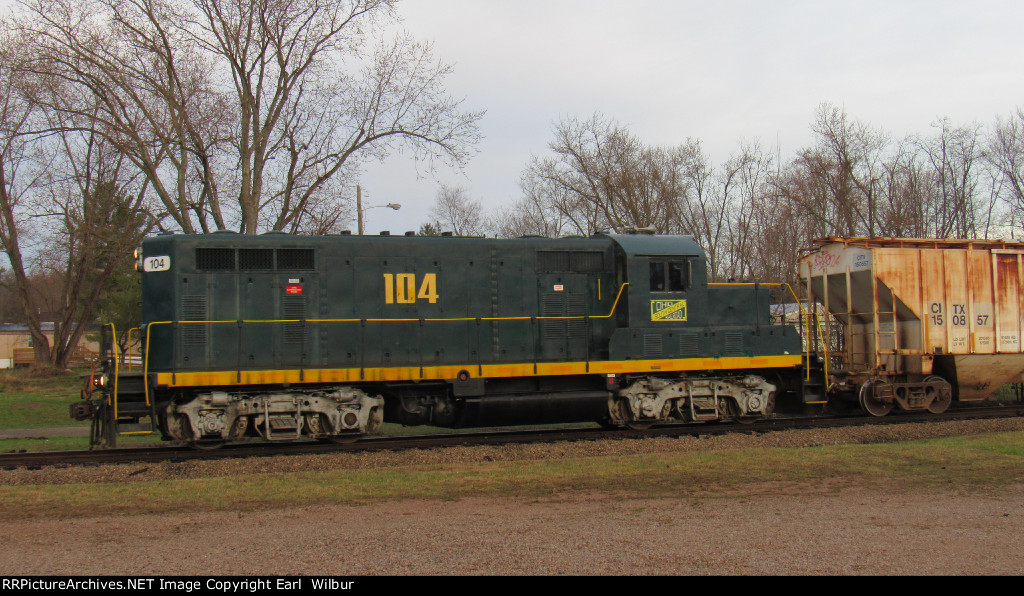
[
  {"x1": 114, "y1": 421, "x2": 155, "y2": 435},
  {"x1": 800, "y1": 354, "x2": 828, "y2": 405}
]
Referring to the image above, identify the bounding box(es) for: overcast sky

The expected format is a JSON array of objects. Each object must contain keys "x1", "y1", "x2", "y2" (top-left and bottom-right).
[
  {"x1": 4, "y1": 0, "x2": 1020, "y2": 234},
  {"x1": 359, "y1": 0, "x2": 1024, "y2": 234}
]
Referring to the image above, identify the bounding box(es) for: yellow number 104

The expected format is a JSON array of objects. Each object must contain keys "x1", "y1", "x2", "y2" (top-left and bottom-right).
[{"x1": 383, "y1": 273, "x2": 440, "y2": 304}]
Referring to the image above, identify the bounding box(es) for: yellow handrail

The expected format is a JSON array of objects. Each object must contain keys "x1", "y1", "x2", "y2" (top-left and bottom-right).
[{"x1": 708, "y1": 282, "x2": 829, "y2": 383}]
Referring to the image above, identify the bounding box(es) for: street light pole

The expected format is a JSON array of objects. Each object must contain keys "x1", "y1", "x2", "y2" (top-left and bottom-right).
[
  {"x1": 355, "y1": 185, "x2": 401, "y2": 235},
  {"x1": 357, "y1": 185, "x2": 364, "y2": 235}
]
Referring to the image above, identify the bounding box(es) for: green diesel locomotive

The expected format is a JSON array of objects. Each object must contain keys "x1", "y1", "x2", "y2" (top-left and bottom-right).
[{"x1": 79, "y1": 231, "x2": 815, "y2": 447}]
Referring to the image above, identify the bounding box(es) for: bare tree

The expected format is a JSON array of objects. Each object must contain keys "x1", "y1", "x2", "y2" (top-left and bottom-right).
[
  {"x1": 778, "y1": 104, "x2": 888, "y2": 237},
  {"x1": 0, "y1": 30, "x2": 151, "y2": 368},
  {"x1": 745, "y1": 192, "x2": 815, "y2": 286},
  {"x1": 427, "y1": 184, "x2": 489, "y2": 236},
  {"x1": 720, "y1": 141, "x2": 776, "y2": 281},
  {"x1": 35, "y1": 128, "x2": 152, "y2": 368},
  {"x1": 20, "y1": 0, "x2": 227, "y2": 234},
  {"x1": 498, "y1": 171, "x2": 604, "y2": 238},
  {"x1": 670, "y1": 141, "x2": 728, "y2": 275},
  {"x1": 987, "y1": 108, "x2": 1024, "y2": 235},
  {"x1": 915, "y1": 118, "x2": 988, "y2": 238},
  {"x1": 0, "y1": 31, "x2": 53, "y2": 363},
  {"x1": 19, "y1": 0, "x2": 483, "y2": 235},
  {"x1": 876, "y1": 140, "x2": 933, "y2": 238},
  {"x1": 495, "y1": 176, "x2": 572, "y2": 238},
  {"x1": 521, "y1": 114, "x2": 696, "y2": 234}
]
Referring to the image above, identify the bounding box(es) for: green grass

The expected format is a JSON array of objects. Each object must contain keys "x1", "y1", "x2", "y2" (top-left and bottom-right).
[
  {"x1": 1, "y1": 430, "x2": 1022, "y2": 520},
  {"x1": 992, "y1": 383, "x2": 1024, "y2": 403},
  {"x1": 0, "y1": 369, "x2": 88, "y2": 429},
  {"x1": 0, "y1": 368, "x2": 587, "y2": 439},
  {"x1": 0, "y1": 365, "x2": 601, "y2": 450},
  {"x1": 0, "y1": 433, "x2": 166, "y2": 453}
]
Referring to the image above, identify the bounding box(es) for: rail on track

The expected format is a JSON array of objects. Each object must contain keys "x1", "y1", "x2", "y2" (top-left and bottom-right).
[{"x1": 3, "y1": 404, "x2": 1023, "y2": 470}]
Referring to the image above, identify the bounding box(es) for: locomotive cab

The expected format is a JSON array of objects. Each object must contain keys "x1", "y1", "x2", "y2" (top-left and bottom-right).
[{"x1": 607, "y1": 233, "x2": 706, "y2": 361}]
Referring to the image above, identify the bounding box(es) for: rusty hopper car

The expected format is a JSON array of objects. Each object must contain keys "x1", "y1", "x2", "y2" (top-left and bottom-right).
[{"x1": 799, "y1": 237, "x2": 1024, "y2": 416}]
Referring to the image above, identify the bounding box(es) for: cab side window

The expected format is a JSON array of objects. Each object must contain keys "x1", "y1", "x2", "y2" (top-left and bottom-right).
[
  {"x1": 650, "y1": 260, "x2": 689, "y2": 292},
  {"x1": 650, "y1": 262, "x2": 666, "y2": 291}
]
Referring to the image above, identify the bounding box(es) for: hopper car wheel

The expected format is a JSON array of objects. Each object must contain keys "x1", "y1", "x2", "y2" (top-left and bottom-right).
[
  {"x1": 859, "y1": 380, "x2": 893, "y2": 417},
  {"x1": 924, "y1": 375, "x2": 952, "y2": 414}
]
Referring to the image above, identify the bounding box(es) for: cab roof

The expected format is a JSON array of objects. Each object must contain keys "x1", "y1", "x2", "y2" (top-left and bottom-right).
[{"x1": 606, "y1": 233, "x2": 704, "y2": 257}]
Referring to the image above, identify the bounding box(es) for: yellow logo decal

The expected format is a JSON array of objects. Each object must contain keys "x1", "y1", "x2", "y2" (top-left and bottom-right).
[{"x1": 651, "y1": 299, "x2": 687, "y2": 321}]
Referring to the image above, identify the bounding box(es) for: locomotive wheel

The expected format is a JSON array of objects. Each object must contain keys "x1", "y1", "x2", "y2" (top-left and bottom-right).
[
  {"x1": 723, "y1": 398, "x2": 756, "y2": 424},
  {"x1": 924, "y1": 375, "x2": 952, "y2": 414},
  {"x1": 615, "y1": 399, "x2": 654, "y2": 430},
  {"x1": 177, "y1": 413, "x2": 227, "y2": 449},
  {"x1": 190, "y1": 440, "x2": 227, "y2": 450},
  {"x1": 624, "y1": 420, "x2": 655, "y2": 431},
  {"x1": 324, "y1": 433, "x2": 361, "y2": 444},
  {"x1": 859, "y1": 380, "x2": 893, "y2": 417}
]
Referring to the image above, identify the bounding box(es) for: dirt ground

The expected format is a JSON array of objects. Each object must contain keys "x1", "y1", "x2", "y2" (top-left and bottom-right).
[
  {"x1": 2, "y1": 418, "x2": 1023, "y2": 576},
  {"x1": 1, "y1": 485, "x2": 1022, "y2": 575}
]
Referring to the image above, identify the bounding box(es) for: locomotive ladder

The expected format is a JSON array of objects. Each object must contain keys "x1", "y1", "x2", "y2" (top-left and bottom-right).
[{"x1": 91, "y1": 324, "x2": 159, "y2": 448}]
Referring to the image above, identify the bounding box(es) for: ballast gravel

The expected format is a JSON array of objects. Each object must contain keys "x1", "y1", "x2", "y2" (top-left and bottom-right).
[{"x1": 1, "y1": 417, "x2": 1023, "y2": 575}]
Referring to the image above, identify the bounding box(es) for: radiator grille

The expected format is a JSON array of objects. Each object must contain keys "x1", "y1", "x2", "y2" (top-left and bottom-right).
[
  {"x1": 282, "y1": 295, "x2": 307, "y2": 344},
  {"x1": 724, "y1": 332, "x2": 744, "y2": 356},
  {"x1": 276, "y1": 249, "x2": 315, "y2": 270},
  {"x1": 537, "y1": 251, "x2": 605, "y2": 272},
  {"x1": 566, "y1": 294, "x2": 587, "y2": 339},
  {"x1": 239, "y1": 248, "x2": 273, "y2": 270},
  {"x1": 643, "y1": 334, "x2": 663, "y2": 357},
  {"x1": 195, "y1": 248, "x2": 235, "y2": 271},
  {"x1": 541, "y1": 294, "x2": 565, "y2": 340},
  {"x1": 680, "y1": 333, "x2": 699, "y2": 356},
  {"x1": 181, "y1": 295, "x2": 208, "y2": 346},
  {"x1": 194, "y1": 248, "x2": 315, "y2": 270}
]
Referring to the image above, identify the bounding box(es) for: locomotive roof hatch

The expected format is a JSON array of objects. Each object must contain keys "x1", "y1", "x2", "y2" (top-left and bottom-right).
[{"x1": 606, "y1": 233, "x2": 704, "y2": 257}]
